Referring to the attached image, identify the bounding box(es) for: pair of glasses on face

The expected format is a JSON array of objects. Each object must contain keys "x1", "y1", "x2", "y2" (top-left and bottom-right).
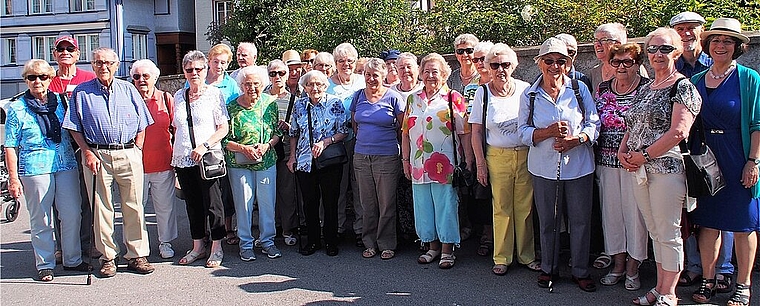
[
  {"x1": 489, "y1": 62, "x2": 512, "y2": 70},
  {"x1": 184, "y1": 67, "x2": 205, "y2": 73},
  {"x1": 709, "y1": 38, "x2": 736, "y2": 46},
  {"x1": 132, "y1": 73, "x2": 151, "y2": 80},
  {"x1": 543, "y1": 58, "x2": 567, "y2": 66},
  {"x1": 337, "y1": 58, "x2": 356, "y2": 65},
  {"x1": 595, "y1": 38, "x2": 619, "y2": 45},
  {"x1": 26, "y1": 74, "x2": 50, "y2": 81},
  {"x1": 646, "y1": 45, "x2": 676, "y2": 54},
  {"x1": 302, "y1": 58, "x2": 315, "y2": 64},
  {"x1": 55, "y1": 46, "x2": 77, "y2": 53},
  {"x1": 472, "y1": 57, "x2": 485, "y2": 63},
  {"x1": 610, "y1": 58, "x2": 636, "y2": 68},
  {"x1": 455, "y1": 48, "x2": 474, "y2": 55},
  {"x1": 268, "y1": 71, "x2": 287, "y2": 77},
  {"x1": 94, "y1": 60, "x2": 118, "y2": 67},
  {"x1": 567, "y1": 49, "x2": 577, "y2": 56}
]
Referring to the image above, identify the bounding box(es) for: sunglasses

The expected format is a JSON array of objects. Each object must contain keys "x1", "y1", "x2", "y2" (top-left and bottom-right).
[
  {"x1": 455, "y1": 48, "x2": 474, "y2": 55},
  {"x1": 94, "y1": 60, "x2": 118, "y2": 67},
  {"x1": 302, "y1": 58, "x2": 315, "y2": 64},
  {"x1": 472, "y1": 57, "x2": 485, "y2": 63},
  {"x1": 609, "y1": 58, "x2": 636, "y2": 68},
  {"x1": 184, "y1": 67, "x2": 204, "y2": 73},
  {"x1": 132, "y1": 73, "x2": 151, "y2": 80},
  {"x1": 25, "y1": 74, "x2": 50, "y2": 81},
  {"x1": 268, "y1": 71, "x2": 287, "y2": 77},
  {"x1": 567, "y1": 49, "x2": 577, "y2": 56},
  {"x1": 489, "y1": 62, "x2": 512, "y2": 70},
  {"x1": 646, "y1": 45, "x2": 676, "y2": 54},
  {"x1": 542, "y1": 58, "x2": 567, "y2": 66},
  {"x1": 55, "y1": 46, "x2": 77, "y2": 53}
]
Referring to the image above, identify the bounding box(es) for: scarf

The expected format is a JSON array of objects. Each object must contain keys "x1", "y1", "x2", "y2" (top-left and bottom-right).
[{"x1": 24, "y1": 90, "x2": 62, "y2": 143}]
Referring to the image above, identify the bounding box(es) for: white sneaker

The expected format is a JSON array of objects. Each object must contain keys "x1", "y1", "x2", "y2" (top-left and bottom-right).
[{"x1": 159, "y1": 242, "x2": 175, "y2": 259}]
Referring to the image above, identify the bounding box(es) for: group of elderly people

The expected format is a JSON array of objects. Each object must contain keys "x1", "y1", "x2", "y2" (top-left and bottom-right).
[{"x1": 8, "y1": 12, "x2": 759, "y2": 306}]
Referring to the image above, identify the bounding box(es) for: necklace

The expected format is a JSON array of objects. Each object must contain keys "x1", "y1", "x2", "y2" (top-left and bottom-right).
[
  {"x1": 460, "y1": 68, "x2": 477, "y2": 84},
  {"x1": 651, "y1": 70, "x2": 677, "y2": 88},
  {"x1": 614, "y1": 76, "x2": 639, "y2": 94},
  {"x1": 708, "y1": 62, "x2": 736, "y2": 79}
]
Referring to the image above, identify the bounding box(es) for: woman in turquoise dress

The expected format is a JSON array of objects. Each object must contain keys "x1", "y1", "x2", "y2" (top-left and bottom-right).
[{"x1": 689, "y1": 18, "x2": 760, "y2": 306}]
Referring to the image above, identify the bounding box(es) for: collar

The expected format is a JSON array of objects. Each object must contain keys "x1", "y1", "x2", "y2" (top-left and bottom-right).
[
  {"x1": 416, "y1": 84, "x2": 452, "y2": 101},
  {"x1": 527, "y1": 75, "x2": 571, "y2": 94},
  {"x1": 696, "y1": 52, "x2": 712, "y2": 67}
]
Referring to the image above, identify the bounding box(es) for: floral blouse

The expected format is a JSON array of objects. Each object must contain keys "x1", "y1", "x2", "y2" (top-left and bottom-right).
[
  {"x1": 402, "y1": 85, "x2": 469, "y2": 185},
  {"x1": 289, "y1": 94, "x2": 349, "y2": 172},
  {"x1": 624, "y1": 80, "x2": 701, "y2": 174},
  {"x1": 594, "y1": 77, "x2": 650, "y2": 168},
  {"x1": 223, "y1": 94, "x2": 281, "y2": 171}
]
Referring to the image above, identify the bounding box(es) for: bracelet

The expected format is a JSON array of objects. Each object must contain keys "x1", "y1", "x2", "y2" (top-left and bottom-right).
[
  {"x1": 330, "y1": 136, "x2": 336, "y2": 144},
  {"x1": 401, "y1": 157, "x2": 410, "y2": 162},
  {"x1": 642, "y1": 149, "x2": 652, "y2": 162}
]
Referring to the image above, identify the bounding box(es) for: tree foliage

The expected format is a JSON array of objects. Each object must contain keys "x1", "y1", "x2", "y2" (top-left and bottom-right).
[{"x1": 214, "y1": 0, "x2": 759, "y2": 63}]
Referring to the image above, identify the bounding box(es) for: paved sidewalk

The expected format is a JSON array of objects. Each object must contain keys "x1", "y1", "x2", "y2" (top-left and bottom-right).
[{"x1": 1, "y1": 196, "x2": 757, "y2": 305}]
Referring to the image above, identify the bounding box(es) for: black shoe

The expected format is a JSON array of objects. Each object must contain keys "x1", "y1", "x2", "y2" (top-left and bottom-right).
[
  {"x1": 63, "y1": 262, "x2": 92, "y2": 272},
  {"x1": 355, "y1": 234, "x2": 364, "y2": 248},
  {"x1": 301, "y1": 244, "x2": 321, "y2": 256},
  {"x1": 326, "y1": 245, "x2": 339, "y2": 256},
  {"x1": 538, "y1": 272, "x2": 558, "y2": 288}
]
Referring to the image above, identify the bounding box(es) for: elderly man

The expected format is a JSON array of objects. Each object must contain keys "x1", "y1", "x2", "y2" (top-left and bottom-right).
[
  {"x1": 49, "y1": 36, "x2": 95, "y2": 97},
  {"x1": 670, "y1": 12, "x2": 712, "y2": 77},
  {"x1": 554, "y1": 34, "x2": 592, "y2": 89},
  {"x1": 230, "y1": 42, "x2": 257, "y2": 79},
  {"x1": 63, "y1": 47, "x2": 154, "y2": 277}
]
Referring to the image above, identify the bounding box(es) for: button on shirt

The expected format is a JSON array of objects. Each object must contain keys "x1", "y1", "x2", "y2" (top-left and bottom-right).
[
  {"x1": 289, "y1": 95, "x2": 349, "y2": 173},
  {"x1": 63, "y1": 78, "x2": 153, "y2": 145},
  {"x1": 518, "y1": 77, "x2": 600, "y2": 180}
]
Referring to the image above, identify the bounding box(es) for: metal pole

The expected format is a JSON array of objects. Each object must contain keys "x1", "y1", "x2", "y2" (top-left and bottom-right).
[{"x1": 548, "y1": 152, "x2": 562, "y2": 293}]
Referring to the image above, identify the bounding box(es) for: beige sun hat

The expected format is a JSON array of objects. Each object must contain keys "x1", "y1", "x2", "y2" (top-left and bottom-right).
[
  {"x1": 700, "y1": 18, "x2": 750, "y2": 44},
  {"x1": 534, "y1": 37, "x2": 570, "y2": 61},
  {"x1": 282, "y1": 50, "x2": 303, "y2": 66}
]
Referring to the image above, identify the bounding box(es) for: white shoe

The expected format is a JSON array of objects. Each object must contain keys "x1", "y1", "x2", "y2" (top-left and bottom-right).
[{"x1": 159, "y1": 242, "x2": 175, "y2": 259}]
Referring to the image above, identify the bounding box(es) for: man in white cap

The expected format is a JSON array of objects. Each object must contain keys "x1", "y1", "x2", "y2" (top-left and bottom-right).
[
  {"x1": 230, "y1": 42, "x2": 257, "y2": 79},
  {"x1": 49, "y1": 36, "x2": 96, "y2": 98},
  {"x1": 670, "y1": 11, "x2": 712, "y2": 77}
]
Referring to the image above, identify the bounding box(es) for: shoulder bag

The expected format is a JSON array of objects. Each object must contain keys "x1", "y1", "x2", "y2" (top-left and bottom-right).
[
  {"x1": 185, "y1": 89, "x2": 227, "y2": 180},
  {"x1": 307, "y1": 102, "x2": 347, "y2": 170},
  {"x1": 471, "y1": 84, "x2": 492, "y2": 200},
  {"x1": 449, "y1": 90, "x2": 476, "y2": 189}
]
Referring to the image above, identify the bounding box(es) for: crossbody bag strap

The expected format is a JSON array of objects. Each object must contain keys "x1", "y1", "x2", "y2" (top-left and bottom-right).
[
  {"x1": 448, "y1": 89, "x2": 458, "y2": 166},
  {"x1": 306, "y1": 103, "x2": 314, "y2": 149},
  {"x1": 285, "y1": 91, "x2": 297, "y2": 123},
  {"x1": 571, "y1": 79, "x2": 586, "y2": 125},
  {"x1": 666, "y1": 78, "x2": 702, "y2": 154},
  {"x1": 184, "y1": 89, "x2": 197, "y2": 149},
  {"x1": 481, "y1": 84, "x2": 488, "y2": 153},
  {"x1": 527, "y1": 92, "x2": 537, "y2": 127}
]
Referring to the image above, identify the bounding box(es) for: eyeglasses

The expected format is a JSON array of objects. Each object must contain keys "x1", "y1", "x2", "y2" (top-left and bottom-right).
[
  {"x1": 94, "y1": 60, "x2": 118, "y2": 67},
  {"x1": 55, "y1": 46, "x2": 77, "y2": 53},
  {"x1": 646, "y1": 45, "x2": 676, "y2": 54},
  {"x1": 489, "y1": 62, "x2": 512, "y2": 70},
  {"x1": 542, "y1": 58, "x2": 567, "y2": 66},
  {"x1": 132, "y1": 73, "x2": 151, "y2": 80},
  {"x1": 594, "y1": 38, "x2": 619, "y2": 45},
  {"x1": 709, "y1": 38, "x2": 736, "y2": 46},
  {"x1": 302, "y1": 58, "x2": 315, "y2": 64},
  {"x1": 268, "y1": 71, "x2": 287, "y2": 77},
  {"x1": 336, "y1": 58, "x2": 356, "y2": 65},
  {"x1": 472, "y1": 57, "x2": 485, "y2": 63},
  {"x1": 567, "y1": 49, "x2": 577, "y2": 56},
  {"x1": 609, "y1": 58, "x2": 636, "y2": 68},
  {"x1": 455, "y1": 48, "x2": 474, "y2": 55},
  {"x1": 25, "y1": 74, "x2": 50, "y2": 81},
  {"x1": 184, "y1": 67, "x2": 205, "y2": 73}
]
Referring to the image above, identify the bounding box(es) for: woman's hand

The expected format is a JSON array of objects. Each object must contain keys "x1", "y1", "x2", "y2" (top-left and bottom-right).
[
  {"x1": 253, "y1": 143, "x2": 270, "y2": 160},
  {"x1": 311, "y1": 140, "x2": 326, "y2": 158},
  {"x1": 238, "y1": 144, "x2": 258, "y2": 160},
  {"x1": 617, "y1": 150, "x2": 644, "y2": 172},
  {"x1": 546, "y1": 121, "x2": 569, "y2": 138},
  {"x1": 278, "y1": 120, "x2": 290, "y2": 132},
  {"x1": 741, "y1": 161, "x2": 759, "y2": 188},
  {"x1": 402, "y1": 161, "x2": 411, "y2": 180},
  {"x1": 191, "y1": 145, "x2": 209, "y2": 163},
  {"x1": 8, "y1": 178, "x2": 22, "y2": 199},
  {"x1": 476, "y1": 162, "x2": 489, "y2": 186},
  {"x1": 553, "y1": 136, "x2": 579, "y2": 153}
]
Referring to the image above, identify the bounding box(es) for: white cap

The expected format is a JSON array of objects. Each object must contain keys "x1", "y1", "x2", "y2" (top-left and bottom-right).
[
  {"x1": 669, "y1": 12, "x2": 706, "y2": 26},
  {"x1": 534, "y1": 37, "x2": 569, "y2": 61}
]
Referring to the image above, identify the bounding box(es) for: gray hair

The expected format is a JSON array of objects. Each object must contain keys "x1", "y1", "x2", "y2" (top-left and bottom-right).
[
  {"x1": 419, "y1": 53, "x2": 452, "y2": 80},
  {"x1": 397, "y1": 52, "x2": 418, "y2": 66},
  {"x1": 237, "y1": 42, "x2": 257, "y2": 57},
  {"x1": 474, "y1": 41, "x2": 495, "y2": 55},
  {"x1": 314, "y1": 52, "x2": 335, "y2": 68},
  {"x1": 267, "y1": 59, "x2": 286, "y2": 72},
  {"x1": 130, "y1": 59, "x2": 160, "y2": 78},
  {"x1": 333, "y1": 42, "x2": 358, "y2": 61},
  {"x1": 299, "y1": 70, "x2": 329, "y2": 88},
  {"x1": 554, "y1": 33, "x2": 578, "y2": 50},
  {"x1": 182, "y1": 50, "x2": 207, "y2": 68},
  {"x1": 645, "y1": 27, "x2": 684, "y2": 54},
  {"x1": 92, "y1": 47, "x2": 119, "y2": 62},
  {"x1": 363, "y1": 58, "x2": 387, "y2": 78},
  {"x1": 485, "y1": 43, "x2": 518, "y2": 67},
  {"x1": 235, "y1": 65, "x2": 270, "y2": 89},
  {"x1": 453, "y1": 33, "x2": 479, "y2": 47},
  {"x1": 595, "y1": 23, "x2": 628, "y2": 43}
]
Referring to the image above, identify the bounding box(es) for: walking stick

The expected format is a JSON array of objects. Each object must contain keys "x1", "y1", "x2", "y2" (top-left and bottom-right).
[
  {"x1": 548, "y1": 152, "x2": 562, "y2": 293},
  {"x1": 86, "y1": 170, "x2": 96, "y2": 285}
]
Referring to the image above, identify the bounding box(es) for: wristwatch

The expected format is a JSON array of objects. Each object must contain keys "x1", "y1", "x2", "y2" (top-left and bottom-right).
[
  {"x1": 578, "y1": 134, "x2": 587, "y2": 145},
  {"x1": 203, "y1": 142, "x2": 210, "y2": 150},
  {"x1": 749, "y1": 158, "x2": 760, "y2": 165}
]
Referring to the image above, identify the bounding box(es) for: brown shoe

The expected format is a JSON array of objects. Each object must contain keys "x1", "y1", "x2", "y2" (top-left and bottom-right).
[
  {"x1": 127, "y1": 257, "x2": 154, "y2": 274},
  {"x1": 100, "y1": 258, "x2": 117, "y2": 278}
]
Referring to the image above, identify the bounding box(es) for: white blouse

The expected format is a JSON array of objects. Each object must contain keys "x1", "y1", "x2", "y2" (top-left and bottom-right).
[{"x1": 171, "y1": 86, "x2": 229, "y2": 168}]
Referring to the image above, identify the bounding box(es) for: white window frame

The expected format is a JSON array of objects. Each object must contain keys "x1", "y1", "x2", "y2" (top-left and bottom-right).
[
  {"x1": 29, "y1": 0, "x2": 53, "y2": 14},
  {"x1": 214, "y1": 0, "x2": 232, "y2": 23},
  {"x1": 32, "y1": 36, "x2": 57, "y2": 62},
  {"x1": 131, "y1": 33, "x2": 147, "y2": 60},
  {"x1": 74, "y1": 34, "x2": 99, "y2": 62},
  {"x1": 70, "y1": 0, "x2": 95, "y2": 12},
  {"x1": 3, "y1": 38, "x2": 16, "y2": 65},
  {"x1": 2, "y1": 0, "x2": 12, "y2": 16}
]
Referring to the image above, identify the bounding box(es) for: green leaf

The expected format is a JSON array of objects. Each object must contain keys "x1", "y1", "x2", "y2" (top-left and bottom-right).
[
  {"x1": 423, "y1": 141, "x2": 433, "y2": 153},
  {"x1": 439, "y1": 126, "x2": 452, "y2": 135},
  {"x1": 414, "y1": 150, "x2": 423, "y2": 160}
]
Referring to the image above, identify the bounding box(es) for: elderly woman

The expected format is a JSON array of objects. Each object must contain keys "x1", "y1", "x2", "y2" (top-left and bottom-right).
[
  {"x1": 594, "y1": 43, "x2": 650, "y2": 290},
  {"x1": 471, "y1": 41, "x2": 494, "y2": 87},
  {"x1": 448, "y1": 34, "x2": 480, "y2": 95},
  {"x1": 313, "y1": 52, "x2": 335, "y2": 77},
  {"x1": 173, "y1": 50, "x2": 230, "y2": 268},
  {"x1": 130, "y1": 59, "x2": 177, "y2": 259},
  {"x1": 518, "y1": 37, "x2": 600, "y2": 291},
  {"x1": 619, "y1": 28, "x2": 701, "y2": 306},
  {"x1": 390, "y1": 52, "x2": 423, "y2": 101},
  {"x1": 5, "y1": 59, "x2": 86, "y2": 281},
  {"x1": 590, "y1": 23, "x2": 629, "y2": 93},
  {"x1": 288, "y1": 70, "x2": 349, "y2": 256},
  {"x1": 351, "y1": 58, "x2": 405, "y2": 259},
  {"x1": 224, "y1": 66, "x2": 282, "y2": 261},
  {"x1": 688, "y1": 18, "x2": 760, "y2": 306},
  {"x1": 301, "y1": 49, "x2": 318, "y2": 72},
  {"x1": 470, "y1": 43, "x2": 539, "y2": 275},
  {"x1": 401, "y1": 53, "x2": 468, "y2": 269}
]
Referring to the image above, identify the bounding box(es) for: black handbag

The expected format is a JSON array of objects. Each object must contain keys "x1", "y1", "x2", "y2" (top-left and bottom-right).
[
  {"x1": 471, "y1": 84, "x2": 492, "y2": 200},
  {"x1": 448, "y1": 90, "x2": 475, "y2": 189},
  {"x1": 307, "y1": 103, "x2": 347, "y2": 170},
  {"x1": 185, "y1": 89, "x2": 227, "y2": 180}
]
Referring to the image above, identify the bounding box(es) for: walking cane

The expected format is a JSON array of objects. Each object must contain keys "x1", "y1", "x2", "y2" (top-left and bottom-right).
[
  {"x1": 548, "y1": 152, "x2": 562, "y2": 293},
  {"x1": 86, "y1": 170, "x2": 96, "y2": 285}
]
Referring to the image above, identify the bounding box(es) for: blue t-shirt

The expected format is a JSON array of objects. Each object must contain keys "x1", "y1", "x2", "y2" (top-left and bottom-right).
[{"x1": 350, "y1": 89, "x2": 405, "y2": 156}]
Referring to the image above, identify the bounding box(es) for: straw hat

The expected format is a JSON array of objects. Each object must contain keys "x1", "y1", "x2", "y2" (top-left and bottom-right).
[
  {"x1": 700, "y1": 18, "x2": 749, "y2": 44},
  {"x1": 282, "y1": 50, "x2": 303, "y2": 66}
]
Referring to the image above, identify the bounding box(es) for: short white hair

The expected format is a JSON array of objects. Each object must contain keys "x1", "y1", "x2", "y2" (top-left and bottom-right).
[
  {"x1": 299, "y1": 70, "x2": 329, "y2": 88},
  {"x1": 453, "y1": 34, "x2": 479, "y2": 47},
  {"x1": 333, "y1": 43, "x2": 358, "y2": 61},
  {"x1": 237, "y1": 42, "x2": 257, "y2": 57},
  {"x1": 595, "y1": 23, "x2": 628, "y2": 43},
  {"x1": 474, "y1": 41, "x2": 495, "y2": 54},
  {"x1": 235, "y1": 66, "x2": 270, "y2": 89},
  {"x1": 130, "y1": 59, "x2": 160, "y2": 77}
]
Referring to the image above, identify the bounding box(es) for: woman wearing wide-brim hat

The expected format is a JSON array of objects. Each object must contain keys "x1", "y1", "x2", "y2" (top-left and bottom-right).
[{"x1": 688, "y1": 17, "x2": 759, "y2": 306}]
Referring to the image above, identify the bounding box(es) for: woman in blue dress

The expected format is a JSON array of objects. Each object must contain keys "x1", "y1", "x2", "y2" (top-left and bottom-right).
[{"x1": 689, "y1": 18, "x2": 760, "y2": 306}]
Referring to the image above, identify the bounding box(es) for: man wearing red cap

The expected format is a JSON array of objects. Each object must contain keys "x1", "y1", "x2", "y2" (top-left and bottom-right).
[{"x1": 48, "y1": 36, "x2": 95, "y2": 98}]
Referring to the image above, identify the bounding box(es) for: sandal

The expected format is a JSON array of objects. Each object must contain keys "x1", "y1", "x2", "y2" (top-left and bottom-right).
[
  {"x1": 362, "y1": 248, "x2": 377, "y2": 258},
  {"x1": 727, "y1": 283, "x2": 751, "y2": 306},
  {"x1": 417, "y1": 249, "x2": 440, "y2": 264},
  {"x1": 178, "y1": 249, "x2": 206, "y2": 265},
  {"x1": 677, "y1": 271, "x2": 701, "y2": 287},
  {"x1": 525, "y1": 260, "x2": 542, "y2": 271},
  {"x1": 600, "y1": 271, "x2": 625, "y2": 286},
  {"x1": 572, "y1": 276, "x2": 598, "y2": 292},
  {"x1": 380, "y1": 250, "x2": 395, "y2": 260},
  {"x1": 492, "y1": 264, "x2": 508, "y2": 276},
  {"x1": 633, "y1": 288, "x2": 660, "y2": 306},
  {"x1": 225, "y1": 230, "x2": 239, "y2": 245},
  {"x1": 283, "y1": 233, "x2": 297, "y2": 246},
  {"x1": 205, "y1": 249, "x2": 224, "y2": 268},
  {"x1": 438, "y1": 253, "x2": 455, "y2": 269},
  {"x1": 592, "y1": 253, "x2": 612, "y2": 269},
  {"x1": 476, "y1": 241, "x2": 492, "y2": 256},
  {"x1": 625, "y1": 273, "x2": 641, "y2": 291},
  {"x1": 655, "y1": 294, "x2": 677, "y2": 306},
  {"x1": 717, "y1": 273, "x2": 733, "y2": 293},
  {"x1": 692, "y1": 278, "x2": 717, "y2": 303},
  {"x1": 37, "y1": 269, "x2": 54, "y2": 282}
]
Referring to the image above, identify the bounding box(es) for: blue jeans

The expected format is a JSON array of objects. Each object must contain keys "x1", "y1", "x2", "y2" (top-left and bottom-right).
[
  {"x1": 228, "y1": 166, "x2": 277, "y2": 250},
  {"x1": 412, "y1": 183, "x2": 460, "y2": 244},
  {"x1": 685, "y1": 231, "x2": 735, "y2": 275},
  {"x1": 22, "y1": 169, "x2": 83, "y2": 270}
]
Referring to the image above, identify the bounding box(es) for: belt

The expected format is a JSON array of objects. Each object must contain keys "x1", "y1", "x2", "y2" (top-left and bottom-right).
[
  {"x1": 491, "y1": 146, "x2": 529, "y2": 151},
  {"x1": 90, "y1": 142, "x2": 135, "y2": 150}
]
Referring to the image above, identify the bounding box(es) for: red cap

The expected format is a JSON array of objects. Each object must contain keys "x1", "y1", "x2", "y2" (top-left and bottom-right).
[{"x1": 54, "y1": 36, "x2": 79, "y2": 49}]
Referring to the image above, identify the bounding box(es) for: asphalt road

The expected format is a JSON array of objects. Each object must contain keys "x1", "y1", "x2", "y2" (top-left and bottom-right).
[{"x1": 1, "y1": 196, "x2": 758, "y2": 305}]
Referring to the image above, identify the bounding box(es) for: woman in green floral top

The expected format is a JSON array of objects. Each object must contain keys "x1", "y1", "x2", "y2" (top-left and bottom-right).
[{"x1": 224, "y1": 66, "x2": 283, "y2": 261}]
